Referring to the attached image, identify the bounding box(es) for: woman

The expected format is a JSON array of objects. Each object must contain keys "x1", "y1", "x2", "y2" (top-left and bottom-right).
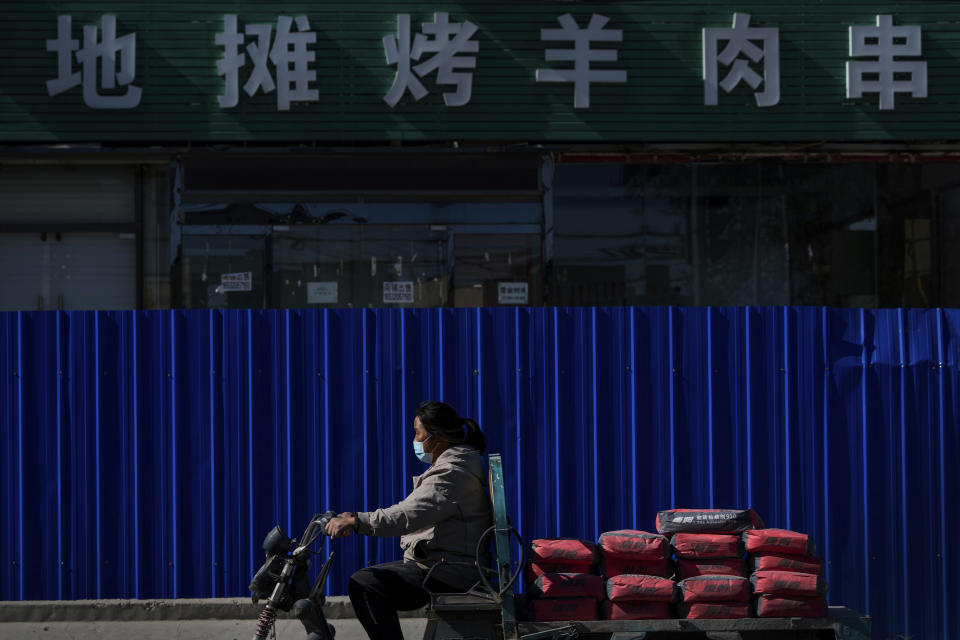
[{"x1": 324, "y1": 400, "x2": 492, "y2": 640}]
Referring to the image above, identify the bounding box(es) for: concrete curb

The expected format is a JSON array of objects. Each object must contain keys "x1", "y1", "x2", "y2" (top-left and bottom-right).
[{"x1": 0, "y1": 598, "x2": 428, "y2": 622}]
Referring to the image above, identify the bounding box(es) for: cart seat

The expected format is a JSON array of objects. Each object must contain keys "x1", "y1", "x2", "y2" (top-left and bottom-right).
[
  {"x1": 430, "y1": 592, "x2": 502, "y2": 612},
  {"x1": 424, "y1": 592, "x2": 503, "y2": 640}
]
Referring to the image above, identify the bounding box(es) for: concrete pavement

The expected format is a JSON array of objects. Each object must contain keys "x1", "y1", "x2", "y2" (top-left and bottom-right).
[
  {"x1": 0, "y1": 618, "x2": 428, "y2": 640},
  {"x1": 0, "y1": 598, "x2": 428, "y2": 640}
]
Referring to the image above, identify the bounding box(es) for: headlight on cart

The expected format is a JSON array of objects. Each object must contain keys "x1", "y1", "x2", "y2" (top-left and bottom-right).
[{"x1": 262, "y1": 525, "x2": 294, "y2": 556}]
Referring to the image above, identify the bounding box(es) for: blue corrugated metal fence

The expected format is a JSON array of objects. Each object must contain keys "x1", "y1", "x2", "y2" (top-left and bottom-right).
[{"x1": 1, "y1": 307, "x2": 958, "y2": 639}]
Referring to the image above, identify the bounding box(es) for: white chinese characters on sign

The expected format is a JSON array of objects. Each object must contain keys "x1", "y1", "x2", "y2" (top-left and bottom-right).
[
  {"x1": 703, "y1": 13, "x2": 779, "y2": 107},
  {"x1": 40, "y1": 12, "x2": 945, "y2": 116},
  {"x1": 383, "y1": 281, "x2": 414, "y2": 304},
  {"x1": 220, "y1": 272, "x2": 253, "y2": 292},
  {"x1": 307, "y1": 282, "x2": 338, "y2": 304},
  {"x1": 383, "y1": 13, "x2": 479, "y2": 107},
  {"x1": 46, "y1": 15, "x2": 142, "y2": 109},
  {"x1": 846, "y1": 15, "x2": 927, "y2": 110},
  {"x1": 535, "y1": 14, "x2": 627, "y2": 109},
  {"x1": 497, "y1": 282, "x2": 528, "y2": 305},
  {"x1": 216, "y1": 15, "x2": 318, "y2": 111}
]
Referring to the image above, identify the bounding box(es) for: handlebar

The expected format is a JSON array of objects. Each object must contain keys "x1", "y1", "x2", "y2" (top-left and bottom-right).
[
  {"x1": 248, "y1": 511, "x2": 338, "y2": 604},
  {"x1": 293, "y1": 510, "x2": 338, "y2": 555},
  {"x1": 250, "y1": 511, "x2": 340, "y2": 640}
]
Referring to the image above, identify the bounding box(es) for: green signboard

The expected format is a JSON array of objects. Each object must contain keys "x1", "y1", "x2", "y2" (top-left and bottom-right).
[{"x1": 3, "y1": 1, "x2": 960, "y2": 142}]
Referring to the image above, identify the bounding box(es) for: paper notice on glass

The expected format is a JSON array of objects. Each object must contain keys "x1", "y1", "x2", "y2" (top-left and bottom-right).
[
  {"x1": 383, "y1": 281, "x2": 414, "y2": 304},
  {"x1": 498, "y1": 282, "x2": 528, "y2": 304},
  {"x1": 220, "y1": 272, "x2": 253, "y2": 292},
  {"x1": 307, "y1": 281, "x2": 338, "y2": 304}
]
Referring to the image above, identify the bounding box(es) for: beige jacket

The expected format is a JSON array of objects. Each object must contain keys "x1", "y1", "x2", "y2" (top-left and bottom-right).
[{"x1": 356, "y1": 445, "x2": 491, "y2": 589}]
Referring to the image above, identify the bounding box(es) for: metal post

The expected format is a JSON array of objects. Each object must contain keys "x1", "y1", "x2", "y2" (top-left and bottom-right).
[{"x1": 488, "y1": 454, "x2": 516, "y2": 633}]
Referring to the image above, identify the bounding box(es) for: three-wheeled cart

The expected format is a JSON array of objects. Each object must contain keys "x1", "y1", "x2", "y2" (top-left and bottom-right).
[{"x1": 423, "y1": 454, "x2": 872, "y2": 640}]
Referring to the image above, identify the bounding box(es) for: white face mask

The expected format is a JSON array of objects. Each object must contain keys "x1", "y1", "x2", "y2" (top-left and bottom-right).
[{"x1": 413, "y1": 434, "x2": 433, "y2": 464}]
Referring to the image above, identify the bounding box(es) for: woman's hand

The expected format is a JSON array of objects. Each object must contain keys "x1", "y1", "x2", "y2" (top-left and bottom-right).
[{"x1": 324, "y1": 512, "x2": 357, "y2": 538}]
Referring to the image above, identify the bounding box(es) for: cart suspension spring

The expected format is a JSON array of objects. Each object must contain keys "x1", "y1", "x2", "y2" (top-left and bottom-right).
[{"x1": 254, "y1": 604, "x2": 277, "y2": 639}]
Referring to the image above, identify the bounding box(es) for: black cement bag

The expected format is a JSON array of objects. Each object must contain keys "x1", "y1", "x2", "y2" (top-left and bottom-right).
[{"x1": 657, "y1": 509, "x2": 765, "y2": 535}]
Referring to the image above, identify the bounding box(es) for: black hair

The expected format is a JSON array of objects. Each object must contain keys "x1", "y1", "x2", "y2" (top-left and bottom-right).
[{"x1": 415, "y1": 400, "x2": 486, "y2": 455}]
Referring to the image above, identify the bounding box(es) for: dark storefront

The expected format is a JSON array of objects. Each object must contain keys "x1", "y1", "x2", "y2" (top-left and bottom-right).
[
  {"x1": 2, "y1": 2, "x2": 959, "y2": 311},
  {"x1": 2, "y1": 156, "x2": 957, "y2": 310}
]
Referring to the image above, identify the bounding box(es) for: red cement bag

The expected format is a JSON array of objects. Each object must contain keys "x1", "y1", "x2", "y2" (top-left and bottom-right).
[
  {"x1": 530, "y1": 538, "x2": 599, "y2": 565},
  {"x1": 671, "y1": 533, "x2": 743, "y2": 559},
  {"x1": 530, "y1": 573, "x2": 605, "y2": 600},
  {"x1": 676, "y1": 558, "x2": 745, "y2": 579},
  {"x1": 598, "y1": 530, "x2": 669, "y2": 560},
  {"x1": 750, "y1": 570, "x2": 826, "y2": 597},
  {"x1": 602, "y1": 556, "x2": 672, "y2": 578},
  {"x1": 748, "y1": 553, "x2": 823, "y2": 575},
  {"x1": 605, "y1": 575, "x2": 677, "y2": 603},
  {"x1": 754, "y1": 595, "x2": 827, "y2": 618},
  {"x1": 531, "y1": 598, "x2": 597, "y2": 621},
  {"x1": 678, "y1": 602, "x2": 749, "y2": 619},
  {"x1": 676, "y1": 576, "x2": 750, "y2": 603},
  {"x1": 525, "y1": 561, "x2": 593, "y2": 583},
  {"x1": 742, "y1": 529, "x2": 816, "y2": 556},
  {"x1": 603, "y1": 601, "x2": 672, "y2": 620},
  {"x1": 657, "y1": 509, "x2": 764, "y2": 535}
]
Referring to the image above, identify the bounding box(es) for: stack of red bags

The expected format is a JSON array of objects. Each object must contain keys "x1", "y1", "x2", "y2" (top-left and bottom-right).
[
  {"x1": 525, "y1": 539, "x2": 603, "y2": 621},
  {"x1": 597, "y1": 530, "x2": 675, "y2": 619},
  {"x1": 658, "y1": 508, "x2": 764, "y2": 619},
  {"x1": 743, "y1": 529, "x2": 827, "y2": 618}
]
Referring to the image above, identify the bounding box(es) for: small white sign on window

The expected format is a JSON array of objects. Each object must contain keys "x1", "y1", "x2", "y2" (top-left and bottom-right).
[
  {"x1": 307, "y1": 281, "x2": 338, "y2": 304},
  {"x1": 383, "y1": 281, "x2": 414, "y2": 304},
  {"x1": 498, "y1": 282, "x2": 528, "y2": 305},
  {"x1": 220, "y1": 271, "x2": 253, "y2": 292}
]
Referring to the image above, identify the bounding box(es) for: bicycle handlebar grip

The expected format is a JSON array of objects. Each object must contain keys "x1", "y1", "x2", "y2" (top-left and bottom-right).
[{"x1": 316, "y1": 510, "x2": 337, "y2": 533}]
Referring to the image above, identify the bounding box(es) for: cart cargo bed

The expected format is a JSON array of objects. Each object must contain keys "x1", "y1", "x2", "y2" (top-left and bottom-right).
[{"x1": 515, "y1": 605, "x2": 870, "y2": 639}]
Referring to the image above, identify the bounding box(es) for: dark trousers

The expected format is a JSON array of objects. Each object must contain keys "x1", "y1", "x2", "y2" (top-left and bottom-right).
[{"x1": 348, "y1": 560, "x2": 461, "y2": 640}]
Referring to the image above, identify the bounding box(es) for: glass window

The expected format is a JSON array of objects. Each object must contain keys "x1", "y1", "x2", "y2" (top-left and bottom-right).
[
  {"x1": 177, "y1": 233, "x2": 267, "y2": 309},
  {"x1": 453, "y1": 234, "x2": 540, "y2": 307},
  {"x1": 0, "y1": 165, "x2": 135, "y2": 223},
  {"x1": 694, "y1": 164, "x2": 790, "y2": 306},
  {"x1": 552, "y1": 161, "x2": 957, "y2": 308},
  {"x1": 938, "y1": 173, "x2": 960, "y2": 308},
  {"x1": 271, "y1": 225, "x2": 448, "y2": 308},
  {"x1": 0, "y1": 164, "x2": 140, "y2": 311},
  {"x1": 552, "y1": 164, "x2": 657, "y2": 306},
  {"x1": 174, "y1": 200, "x2": 542, "y2": 309},
  {"x1": 162, "y1": 161, "x2": 959, "y2": 310},
  {"x1": 782, "y1": 164, "x2": 877, "y2": 307},
  {"x1": 0, "y1": 233, "x2": 136, "y2": 311}
]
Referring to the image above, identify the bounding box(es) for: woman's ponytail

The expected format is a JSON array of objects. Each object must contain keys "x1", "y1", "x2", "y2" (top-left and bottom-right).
[
  {"x1": 416, "y1": 400, "x2": 486, "y2": 453},
  {"x1": 461, "y1": 417, "x2": 486, "y2": 454}
]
